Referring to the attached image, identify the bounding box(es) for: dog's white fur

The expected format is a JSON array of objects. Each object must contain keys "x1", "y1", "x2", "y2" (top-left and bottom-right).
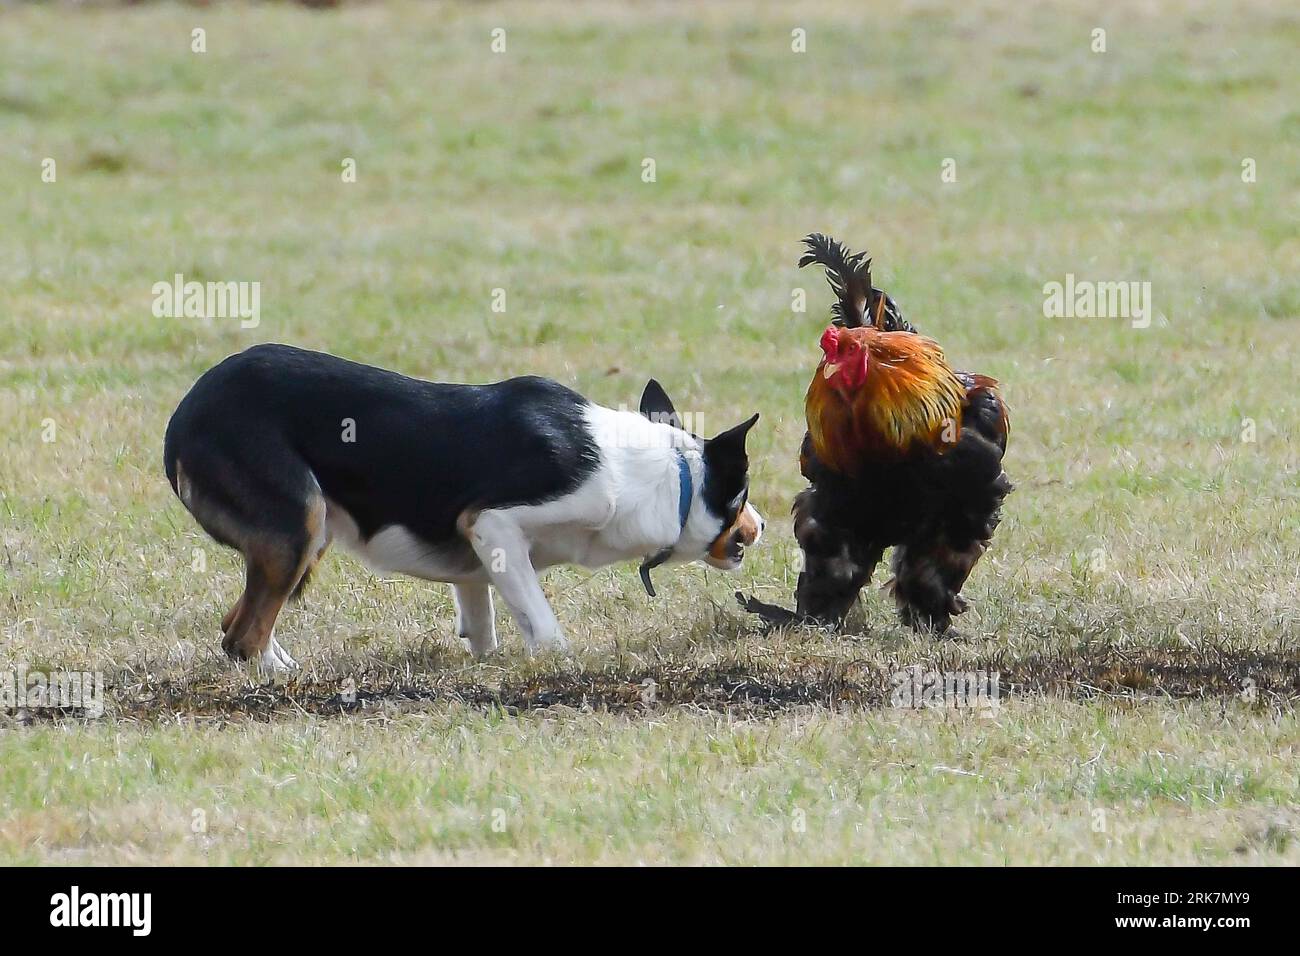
[{"x1": 297, "y1": 402, "x2": 761, "y2": 666}]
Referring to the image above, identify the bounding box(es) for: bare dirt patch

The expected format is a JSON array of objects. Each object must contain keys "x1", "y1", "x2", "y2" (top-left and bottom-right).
[{"x1": 11, "y1": 645, "x2": 1295, "y2": 725}]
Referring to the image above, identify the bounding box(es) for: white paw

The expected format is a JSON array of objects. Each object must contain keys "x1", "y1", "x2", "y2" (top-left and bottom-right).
[
  {"x1": 525, "y1": 630, "x2": 570, "y2": 656},
  {"x1": 260, "y1": 637, "x2": 298, "y2": 673},
  {"x1": 461, "y1": 633, "x2": 499, "y2": 659}
]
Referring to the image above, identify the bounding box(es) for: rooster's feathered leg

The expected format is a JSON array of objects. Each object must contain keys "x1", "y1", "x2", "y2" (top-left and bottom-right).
[
  {"x1": 791, "y1": 487, "x2": 883, "y2": 626},
  {"x1": 734, "y1": 484, "x2": 882, "y2": 629},
  {"x1": 888, "y1": 465, "x2": 1012, "y2": 634}
]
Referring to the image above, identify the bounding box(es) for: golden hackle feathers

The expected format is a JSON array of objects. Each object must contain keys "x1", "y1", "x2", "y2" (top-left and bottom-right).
[{"x1": 806, "y1": 327, "x2": 966, "y2": 474}]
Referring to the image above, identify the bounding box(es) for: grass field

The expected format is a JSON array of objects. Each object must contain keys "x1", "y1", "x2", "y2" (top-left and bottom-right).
[{"x1": 1, "y1": 0, "x2": 1298, "y2": 865}]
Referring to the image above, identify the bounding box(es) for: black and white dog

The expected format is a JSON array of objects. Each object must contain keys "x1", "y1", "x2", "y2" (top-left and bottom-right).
[{"x1": 164, "y1": 344, "x2": 764, "y2": 669}]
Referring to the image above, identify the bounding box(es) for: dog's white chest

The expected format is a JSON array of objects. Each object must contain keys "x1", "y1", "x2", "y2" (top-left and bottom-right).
[{"x1": 529, "y1": 526, "x2": 627, "y2": 571}]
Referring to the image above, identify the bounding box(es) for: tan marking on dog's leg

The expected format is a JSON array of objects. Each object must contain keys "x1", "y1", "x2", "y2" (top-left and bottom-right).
[
  {"x1": 289, "y1": 518, "x2": 333, "y2": 603},
  {"x1": 241, "y1": 589, "x2": 293, "y2": 660},
  {"x1": 223, "y1": 554, "x2": 302, "y2": 663},
  {"x1": 222, "y1": 561, "x2": 279, "y2": 660},
  {"x1": 294, "y1": 534, "x2": 332, "y2": 593},
  {"x1": 224, "y1": 496, "x2": 326, "y2": 664},
  {"x1": 299, "y1": 520, "x2": 330, "y2": 580},
  {"x1": 292, "y1": 496, "x2": 329, "y2": 590},
  {"x1": 221, "y1": 595, "x2": 244, "y2": 635},
  {"x1": 222, "y1": 564, "x2": 265, "y2": 660}
]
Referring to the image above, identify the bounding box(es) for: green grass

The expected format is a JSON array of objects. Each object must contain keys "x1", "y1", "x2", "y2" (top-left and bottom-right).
[
  {"x1": 1, "y1": 0, "x2": 1298, "y2": 865},
  {"x1": 3, "y1": 704, "x2": 1297, "y2": 865}
]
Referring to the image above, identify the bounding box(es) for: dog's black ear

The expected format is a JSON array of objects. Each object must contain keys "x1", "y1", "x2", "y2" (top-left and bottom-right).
[
  {"x1": 639, "y1": 378, "x2": 683, "y2": 431},
  {"x1": 704, "y1": 413, "x2": 759, "y2": 462}
]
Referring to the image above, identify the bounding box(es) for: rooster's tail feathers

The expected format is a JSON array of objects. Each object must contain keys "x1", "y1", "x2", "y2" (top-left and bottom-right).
[
  {"x1": 799, "y1": 233, "x2": 871, "y2": 328},
  {"x1": 798, "y1": 233, "x2": 916, "y2": 334}
]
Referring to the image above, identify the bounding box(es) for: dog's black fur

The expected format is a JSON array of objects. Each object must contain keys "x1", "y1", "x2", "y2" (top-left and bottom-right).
[{"x1": 164, "y1": 344, "x2": 601, "y2": 551}]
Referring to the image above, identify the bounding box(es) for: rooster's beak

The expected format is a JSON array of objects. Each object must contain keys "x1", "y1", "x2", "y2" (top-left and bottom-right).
[{"x1": 822, "y1": 362, "x2": 841, "y2": 380}]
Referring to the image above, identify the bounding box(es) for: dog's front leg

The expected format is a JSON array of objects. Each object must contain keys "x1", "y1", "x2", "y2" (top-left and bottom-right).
[
  {"x1": 452, "y1": 582, "x2": 498, "y2": 658},
  {"x1": 459, "y1": 510, "x2": 567, "y2": 654}
]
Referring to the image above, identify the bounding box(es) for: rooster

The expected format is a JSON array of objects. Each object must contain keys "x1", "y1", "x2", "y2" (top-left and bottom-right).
[{"x1": 740, "y1": 234, "x2": 1012, "y2": 634}]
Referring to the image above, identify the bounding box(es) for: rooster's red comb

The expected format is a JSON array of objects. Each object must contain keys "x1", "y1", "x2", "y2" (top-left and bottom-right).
[{"x1": 819, "y1": 325, "x2": 840, "y2": 358}]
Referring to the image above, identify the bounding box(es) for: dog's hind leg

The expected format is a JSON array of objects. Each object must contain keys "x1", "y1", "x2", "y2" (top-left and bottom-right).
[
  {"x1": 220, "y1": 596, "x2": 243, "y2": 635},
  {"x1": 219, "y1": 493, "x2": 327, "y2": 671},
  {"x1": 452, "y1": 582, "x2": 497, "y2": 658},
  {"x1": 290, "y1": 528, "x2": 333, "y2": 603},
  {"x1": 173, "y1": 443, "x2": 330, "y2": 670}
]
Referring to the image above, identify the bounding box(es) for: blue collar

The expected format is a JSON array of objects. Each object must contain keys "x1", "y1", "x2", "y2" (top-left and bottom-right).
[
  {"x1": 638, "y1": 452, "x2": 694, "y2": 599},
  {"x1": 676, "y1": 452, "x2": 693, "y2": 530}
]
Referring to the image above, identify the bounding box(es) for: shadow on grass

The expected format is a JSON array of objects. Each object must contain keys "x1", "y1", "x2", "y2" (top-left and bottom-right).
[{"x1": 14, "y1": 644, "x2": 1296, "y2": 724}]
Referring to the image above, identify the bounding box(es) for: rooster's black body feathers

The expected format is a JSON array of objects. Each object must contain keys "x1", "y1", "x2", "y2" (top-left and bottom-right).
[{"x1": 739, "y1": 236, "x2": 1011, "y2": 635}]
